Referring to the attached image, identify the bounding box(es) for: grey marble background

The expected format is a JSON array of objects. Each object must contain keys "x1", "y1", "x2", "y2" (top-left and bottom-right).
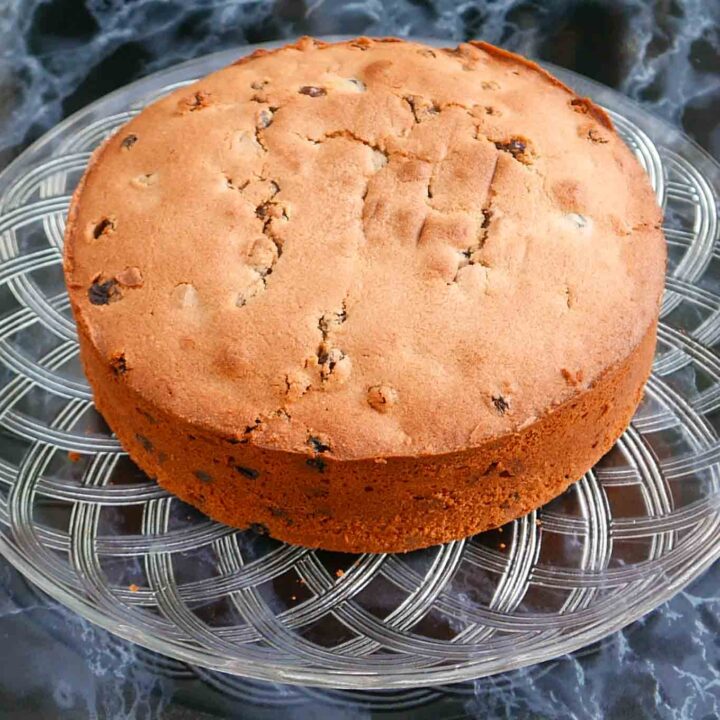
[
  {"x1": 2, "y1": 557, "x2": 720, "y2": 719},
  {"x1": 0, "y1": 1, "x2": 719, "y2": 718},
  {"x1": 1, "y1": 0, "x2": 718, "y2": 169}
]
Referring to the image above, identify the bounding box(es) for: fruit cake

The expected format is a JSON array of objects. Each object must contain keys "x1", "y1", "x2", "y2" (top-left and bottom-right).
[{"x1": 63, "y1": 37, "x2": 665, "y2": 552}]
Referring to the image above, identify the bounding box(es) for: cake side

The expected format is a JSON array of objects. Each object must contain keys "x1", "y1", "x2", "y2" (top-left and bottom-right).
[
  {"x1": 76, "y1": 309, "x2": 657, "y2": 552},
  {"x1": 63, "y1": 37, "x2": 666, "y2": 462}
]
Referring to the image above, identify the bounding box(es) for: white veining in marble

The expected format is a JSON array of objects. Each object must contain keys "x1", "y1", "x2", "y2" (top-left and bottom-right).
[{"x1": 0, "y1": 0, "x2": 718, "y2": 168}]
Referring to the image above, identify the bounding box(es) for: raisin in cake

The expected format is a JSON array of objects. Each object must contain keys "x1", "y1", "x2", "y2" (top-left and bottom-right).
[{"x1": 63, "y1": 37, "x2": 665, "y2": 552}]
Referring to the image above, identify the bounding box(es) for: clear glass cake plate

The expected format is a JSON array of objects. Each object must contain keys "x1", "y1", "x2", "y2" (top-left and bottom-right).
[{"x1": 0, "y1": 37, "x2": 718, "y2": 689}]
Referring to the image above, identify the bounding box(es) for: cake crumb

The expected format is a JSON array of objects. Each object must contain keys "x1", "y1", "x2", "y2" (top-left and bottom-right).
[
  {"x1": 115, "y1": 266, "x2": 144, "y2": 288},
  {"x1": 367, "y1": 385, "x2": 398, "y2": 413},
  {"x1": 129, "y1": 583, "x2": 139, "y2": 592},
  {"x1": 499, "y1": 543, "x2": 507, "y2": 550},
  {"x1": 335, "y1": 569, "x2": 345, "y2": 578},
  {"x1": 67, "y1": 451, "x2": 81, "y2": 463}
]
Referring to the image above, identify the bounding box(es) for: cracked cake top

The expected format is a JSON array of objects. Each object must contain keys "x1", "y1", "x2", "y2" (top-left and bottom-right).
[{"x1": 64, "y1": 37, "x2": 665, "y2": 460}]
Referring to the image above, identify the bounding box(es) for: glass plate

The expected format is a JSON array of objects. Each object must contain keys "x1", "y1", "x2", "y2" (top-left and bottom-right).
[{"x1": 0, "y1": 38, "x2": 718, "y2": 690}]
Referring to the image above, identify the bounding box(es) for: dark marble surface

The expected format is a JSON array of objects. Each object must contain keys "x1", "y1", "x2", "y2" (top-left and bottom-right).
[
  {"x1": 0, "y1": 1, "x2": 719, "y2": 718},
  {"x1": 2, "y1": 550, "x2": 720, "y2": 718}
]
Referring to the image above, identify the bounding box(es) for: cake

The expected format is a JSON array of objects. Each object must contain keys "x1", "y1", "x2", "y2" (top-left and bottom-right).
[{"x1": 63, "y1": 37, "x2": 665, "y2": 553}]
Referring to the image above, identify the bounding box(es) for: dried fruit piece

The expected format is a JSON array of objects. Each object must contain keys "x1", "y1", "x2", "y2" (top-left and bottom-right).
[
  {"x1": 306, "y1": 457, "x2": 326, "y2": 473},
  {"x1": 235, "y1": 466, "x2": 259, "y2": 479},
  {"x1": 121, "y1": 134, "x2": 138, "y2": 150},
  {"x1": 257, "y1": 108, "x2": 274, "y2": 129},
  {"x1": 110, "y1": 352, "x2": 127, "y2": 376},
  {"x1": 318, "y1": 347, "x2": 346, "y2": 379},
  {"x1": 299, "y1": 86, "x2": 326, "y2": 97},
  {"x1": 494, "y1": 136, "x2": 535, "y2": 164},
  {"x1": 308, "y1": 436, "x2": 331, "y2": 453},
  {"x1": 88, "y1": 278, "x2": 120, "y2": 305},
  {"x1": 492, "y1": 395, "x2": 509, "y2": 414},
  {"x1": 194, "y1": 470, "x2": 213, "y2": 483},
  {"x1": 92, "y1": 218, "x2": 116, "y2": 239},
  {"x1": 495, "y1": 138, "x2": 525, "y2": 157},
  {"x1": 135, "y1": 433, "x2": 153, "y2": 452}
]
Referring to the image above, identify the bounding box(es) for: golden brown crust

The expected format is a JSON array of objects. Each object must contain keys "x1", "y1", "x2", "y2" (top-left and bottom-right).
[
  {"x1": 468, "y1": 41, "x2": 615, "y2": 129},
  {"x1": 64, "y1": 37, "x2": 665, "y2": 551}
]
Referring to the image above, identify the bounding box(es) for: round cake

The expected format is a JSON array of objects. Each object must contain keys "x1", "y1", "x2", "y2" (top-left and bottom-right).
[{"x1": 63, "y1": 37, "x2": 665, "y2": 553}]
